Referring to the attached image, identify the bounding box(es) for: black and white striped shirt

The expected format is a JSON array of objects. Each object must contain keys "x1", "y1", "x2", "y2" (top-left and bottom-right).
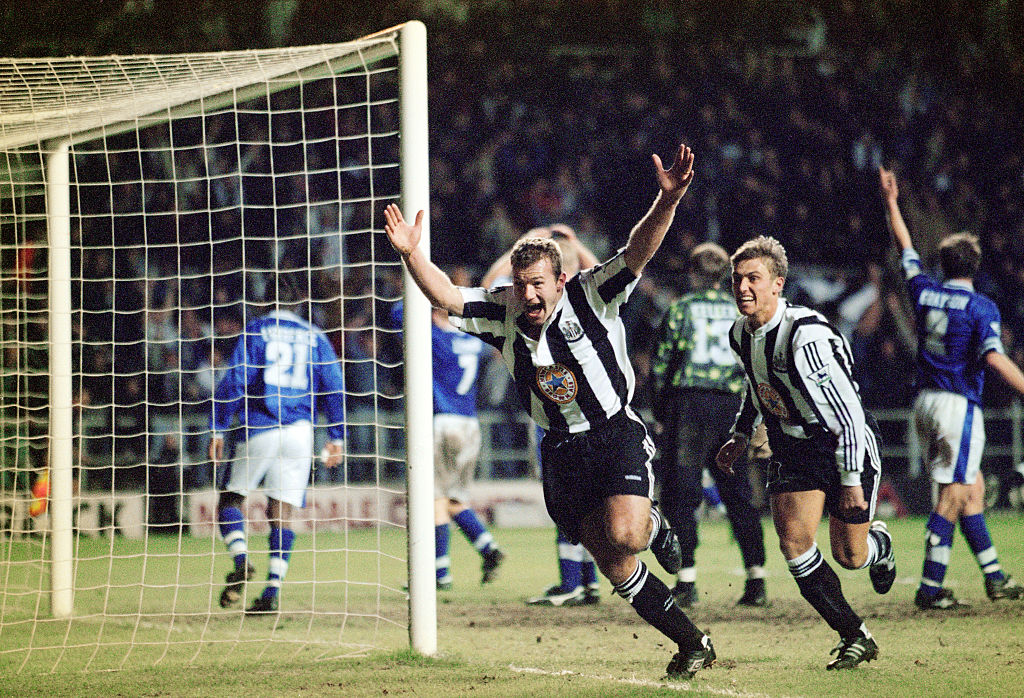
[
  {"x1": 729, "y1": 299, "x2": 878, "y2": 484},
  {"x1": 453, "y1": 251, "x2": 639, "y2": 433}
]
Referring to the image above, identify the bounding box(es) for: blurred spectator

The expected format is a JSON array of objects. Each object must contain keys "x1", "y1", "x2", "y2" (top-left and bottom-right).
[
  {"x1": 147, "y1": 432, "x2": 183, "y2": 534},
  {"x1": 12, "y1": 1, "x2": 1024, "y2": 485}
]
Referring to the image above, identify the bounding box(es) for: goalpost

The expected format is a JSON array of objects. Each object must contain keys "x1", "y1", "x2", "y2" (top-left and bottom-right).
[{"x1": 0, "y1": 21, "x2": 435, "y2": 671}]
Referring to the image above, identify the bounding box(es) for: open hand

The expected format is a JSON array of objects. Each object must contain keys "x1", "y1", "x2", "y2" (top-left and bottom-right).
[
  {"x1": 653, "y1": 143, "x2": 695, "y2": 199},
  {"x1": 878, "y1": 166, "x2": 898, "y2": 201},
  {"x1": 383, "y1": 204, "x2": 424, "y2": 257}
]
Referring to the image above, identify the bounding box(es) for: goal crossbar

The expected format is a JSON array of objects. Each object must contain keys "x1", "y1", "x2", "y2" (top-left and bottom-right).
[
  {"x1": 0, "y1": 34, "x2": 399, "y2": 150},
  {"x1": 0, "y1": 19, "x2": 436, "y2": 662}
]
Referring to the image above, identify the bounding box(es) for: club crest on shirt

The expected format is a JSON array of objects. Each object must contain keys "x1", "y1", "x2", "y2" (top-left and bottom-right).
[
  {"x1": 537, "y1": 363, "x2": 578, "y2": 404},
  {"x1": 756, "y1": 382, "x2": 789, "y2": 419},
  {"x1": 772, "y1": 351, "x2": 787, "y2": 372},
  {"x1": 561, "y1": 319, "x2": 585, "y2": 342}
]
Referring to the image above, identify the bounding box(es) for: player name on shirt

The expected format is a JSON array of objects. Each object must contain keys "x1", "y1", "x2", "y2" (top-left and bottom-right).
[
  {"x1": 918, "y1": 289, "x2": 969, "y2": 311},
  {"x1": 689, "y1": 301, "x2": 738, "y2": 320},
  {"x1": 260, "y1": 324, "x2": 316, "y2": 345}
]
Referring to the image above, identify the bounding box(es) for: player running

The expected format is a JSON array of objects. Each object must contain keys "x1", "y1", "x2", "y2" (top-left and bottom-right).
[
  {"x1": 716, "y1": 235, "x2": 896, "y2": 670},
  {"x1": 879, "y1": 165, "x2": 1024, "y2": 609},
  {"x1": 384, "y1": 144, "x2": 717, "y2": 680}
]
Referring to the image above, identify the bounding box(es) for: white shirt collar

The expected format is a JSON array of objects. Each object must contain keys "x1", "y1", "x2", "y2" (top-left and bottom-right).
[
  {"x1": 747, "y1": 298, "x2": 786, "y2": 338},
  {"x1": 944, "y1": 279, "x2": 974, "y2": 292}
]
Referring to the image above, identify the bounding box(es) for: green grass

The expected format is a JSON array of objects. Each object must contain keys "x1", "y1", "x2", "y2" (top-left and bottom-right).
[{"x1": 2, "y1": 513, "x2": 1023, "y2": 696}]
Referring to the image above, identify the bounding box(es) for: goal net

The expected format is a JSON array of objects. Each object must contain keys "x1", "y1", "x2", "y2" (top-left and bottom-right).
[{"x1": 0, "y1": 21, "x2": 435, "y2": 672}]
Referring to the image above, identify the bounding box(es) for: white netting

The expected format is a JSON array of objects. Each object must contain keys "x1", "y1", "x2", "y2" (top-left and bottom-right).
[{"x1": 0, "y1": 27, "x2": 417, "y2": 672}]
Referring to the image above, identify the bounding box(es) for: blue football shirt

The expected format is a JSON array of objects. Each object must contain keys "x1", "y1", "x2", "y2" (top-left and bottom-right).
[
  {"x1": 210, "y1": 310, "x2": 346, "y2": 441},
  {"x1": 390, "y1": 302, "x2": 485, "y2": 417},
  {"x1": 431, "y1": 322, "x2": 485, "y2": 417},
  {"x1": 902, "y1": 249, "x2": 1004, "y2": 404}
]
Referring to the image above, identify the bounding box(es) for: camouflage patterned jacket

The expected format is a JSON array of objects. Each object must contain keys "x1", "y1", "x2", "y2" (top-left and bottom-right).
[{"x1": 650, "y1": 287, "x2": 745, "y2": 422}]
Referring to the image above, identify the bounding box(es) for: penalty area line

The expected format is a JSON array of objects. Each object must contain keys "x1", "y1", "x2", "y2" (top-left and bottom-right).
[{"x1": 509, "y1": 664, "x2": 777, "y2": 697}]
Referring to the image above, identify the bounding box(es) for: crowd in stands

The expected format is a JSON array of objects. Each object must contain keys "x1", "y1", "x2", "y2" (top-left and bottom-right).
[
  {"x1": 8, "y1": 1, "x2": 1024, "y2": 489},
  {"x1": 414, "y1": 1, "x2": 1024, "y2": 415}
]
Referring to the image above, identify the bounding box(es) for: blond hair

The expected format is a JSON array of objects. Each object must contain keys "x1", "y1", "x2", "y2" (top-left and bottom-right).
[{"x1": 731, "y1": 235, "x2": 788, "y2": 280}]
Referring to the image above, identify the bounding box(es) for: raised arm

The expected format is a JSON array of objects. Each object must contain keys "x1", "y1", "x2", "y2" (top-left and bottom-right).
[
  {"x1": 623, "y1": 143, "x2": 695, "y2": 276},
  {"x1": 480, "y1": 227, "x2": 550, "y2": 288},
  {"x1": 879, "y1": 166, "x2": 913, "y2": 252},
  {"x1": 550, "y1": 224, "x2": 600, "y2": 270},
  {"x1": 383, "y1": 204, "x2": 464, "y2": 315}
]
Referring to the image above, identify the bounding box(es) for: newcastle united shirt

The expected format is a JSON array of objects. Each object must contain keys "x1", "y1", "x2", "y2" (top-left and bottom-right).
[
  {"x1": 453, "y1": 250, "x2": 639, "y2": 434},
  {"x1": 728, "y1": 299, "x2": 877, "y2": 486}
]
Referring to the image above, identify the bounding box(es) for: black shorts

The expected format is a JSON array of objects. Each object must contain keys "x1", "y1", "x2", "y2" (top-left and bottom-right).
[
  {"x1": 765, "y1": 419, "x2": 881, "y2": 525},
  {"x1": 540, "y1": 409, "x2": 655, "y2": 544}
]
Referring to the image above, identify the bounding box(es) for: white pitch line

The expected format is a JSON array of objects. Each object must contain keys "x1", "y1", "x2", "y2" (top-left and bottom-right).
[{"x1": 509, "y1": 664, "x2": 782, "y2": 697}]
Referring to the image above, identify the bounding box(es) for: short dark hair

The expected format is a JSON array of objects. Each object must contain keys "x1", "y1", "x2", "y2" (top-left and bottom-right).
[
  {"x1": 731, "y1": 235, "x2": 788, "y2": 280},
  {"x1": 689, "y1": 242, "x2": 730, "y2": 289},
  {"x1": 938, "y1": 232, "x2": 981, "y2": 280},
  {"x1": 510, "y1": 237, "x2": 562, "y2": 279}
]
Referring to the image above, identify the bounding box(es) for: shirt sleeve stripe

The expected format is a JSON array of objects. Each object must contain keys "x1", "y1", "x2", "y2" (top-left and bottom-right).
[
  {"x1": 462, "y1": 299, "x2": 506, "y2": 322},
  {"x1": 597, "y1": 267, "x2": 636, "y2": 304},
  {"x1": 788, "y1": 317, "x2": 862, "y2": 464},
  {"x1": 820, "y1": 380, "x2": 859, "y2": 471},
  {"x1": 797, "y1": 329, "x2": 864, "y2": 472}
]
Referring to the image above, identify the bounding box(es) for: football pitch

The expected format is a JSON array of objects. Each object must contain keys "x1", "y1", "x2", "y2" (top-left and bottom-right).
[{"x1": 2, "y1": 513, "x2": 1022, "y2": 697}]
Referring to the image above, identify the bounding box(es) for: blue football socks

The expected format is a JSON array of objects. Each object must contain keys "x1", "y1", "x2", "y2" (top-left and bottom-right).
[
  {"x1": 218, "y1": 506, "x2": 248, "y2": 571},
  {"x1": 919, "y1": 512, "x2": 955, "y2": 597},
  {"x1": 435, "y1": 523, "x2": 452, "y2": 585},
  {"x1": 960, "y1": 513, "x2": 1005, "y2": 582}
]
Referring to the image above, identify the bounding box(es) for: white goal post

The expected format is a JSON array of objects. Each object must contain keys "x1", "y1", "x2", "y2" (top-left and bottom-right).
[{"x1": 0, "y1": 20, "x2": 435, "y2": 669}]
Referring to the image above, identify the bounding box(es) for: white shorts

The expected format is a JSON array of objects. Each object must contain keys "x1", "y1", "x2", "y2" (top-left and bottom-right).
[
  {"x1": 433, "y1": 414, "x2": 481, "y2": 502},
  {"x1": 225, "y1": 421, "x2": 314, "y2": 507},
  {"x1": 913, "y1": 390, "x2": 985, "y2": 485}
]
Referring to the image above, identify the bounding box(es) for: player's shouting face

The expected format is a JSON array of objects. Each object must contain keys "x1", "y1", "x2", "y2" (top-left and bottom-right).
[
  {"x1": 513, "y1": 256, "x2": 566, "y2": 331},
  {"x1": 732, "y1": 257, "x2": 784, "y2": 330}
]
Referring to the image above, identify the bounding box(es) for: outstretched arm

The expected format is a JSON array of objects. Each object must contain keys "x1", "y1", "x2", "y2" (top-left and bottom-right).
[
  {"x1": 623, "y1": 143, "x2": 695, "y2": 276},
  {"x1": 879, "y1": 166, "x2": 913, "y2": 252},
  {"x1": 986, "y1": 351, "x2": 1024, "y2": 396},
  {"x1": 383, "y1": 204, "x2": 464, "y2": 315}
]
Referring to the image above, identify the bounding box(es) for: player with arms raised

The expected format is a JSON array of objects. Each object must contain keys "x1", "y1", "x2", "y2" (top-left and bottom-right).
[
  {"x1": 385, "y1": 144, "x2": 717, "y2": 679},
  {"x1": 879, "y1": 166, "x2": 1024, "y2": 609}
]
